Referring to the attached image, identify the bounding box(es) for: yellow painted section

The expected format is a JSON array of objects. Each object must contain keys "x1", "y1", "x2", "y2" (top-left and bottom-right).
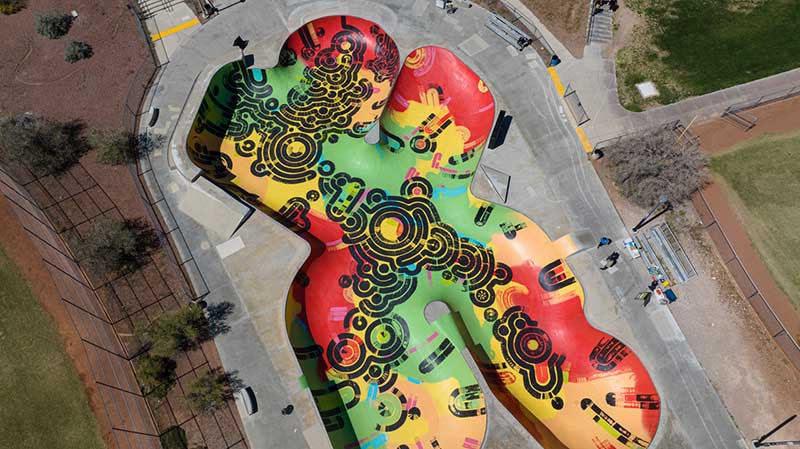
[
  {"x1": 151, "y1": 18, "x2": 200, "y2": 42},
  {"x1": 575, "y1": 127, "x2": 593, "y2": 153},
  {"x1": 546, "y1": 67, "x2": 593, "y2": 153},
  {"x1": 547, "y1": 67, "x2": 565, "y2": 96}
]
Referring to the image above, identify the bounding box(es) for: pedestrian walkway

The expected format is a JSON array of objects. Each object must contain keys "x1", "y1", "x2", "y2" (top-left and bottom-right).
[
  {"x1": 135, "y1": 0, "x2": 202, "y2": 62},
  {"x1": 557, "y1": 33, "x2": 800, "y2": 143}
]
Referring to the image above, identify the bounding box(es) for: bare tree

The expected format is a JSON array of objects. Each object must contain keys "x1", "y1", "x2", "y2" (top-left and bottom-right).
[{"x1": 605, "y1": 127, "x2": 708, "y2": 208}]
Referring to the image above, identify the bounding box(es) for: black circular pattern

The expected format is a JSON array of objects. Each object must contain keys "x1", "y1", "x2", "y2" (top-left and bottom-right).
[
  {"x1": 493, "y1": 307, "x2": 566, "y2": 408},
  {"x1": 328, "y1": 314, "x2": 409, "y2": 378},
  {"x1": 327, "y1": 333, "x2": 367, "y2": 375},
  {"x1": 191, "y1": 19, "x2": 544, "y2": 436}
]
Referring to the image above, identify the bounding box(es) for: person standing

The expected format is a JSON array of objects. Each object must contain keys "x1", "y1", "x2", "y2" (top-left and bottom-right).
[
  {"x1": 597, "y1": 236, "x2": 612, "y2": 248},
  {"x1": 599, "y1": 251, "x2": 620, "y2": 270}
]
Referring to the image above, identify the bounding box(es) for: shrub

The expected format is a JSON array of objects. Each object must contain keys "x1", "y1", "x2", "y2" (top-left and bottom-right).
[
  {"x1": 35, "y1": 10, "x2": 72, "y2": 39},
  {"x1": 89, "y1": 129, "x2": 160, "y2": 165},
  {"x1": 0, "y1": 0, "x2": 25, "y2": 15},
  {"x1": 186, "y1": 370, "x2": 242, "y2": 415},
  {"x1": 73, "y1": 217, "x2": 160, "y2": 276},
  {"x1": 0, "y1": 114, "x2": 87, "y2": 176},
  {"x1": 135, "y1": 354, "x2": 176, "y2": 399},
  {"x1": 138, "y1": 304, "x2": 208, "y2": 358},
  {"x1": 65, "y1": 41, "x2": 93, "y2": 63},
  {"x1": 605, "y1": 127, "x2": 709, "y2": 208},
  {"x1": 159, "y1": 426, "x2": 188, "y2": 449},
  {"x1": 89, "y1": 129, "x2": 133, "y2": 165}
]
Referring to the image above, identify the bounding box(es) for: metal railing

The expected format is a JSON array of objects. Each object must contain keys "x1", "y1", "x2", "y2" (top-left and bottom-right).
[
  {"x1": 585, "y1": 0, "x2": 597, "y2": 44},
  {"x1": 694, "y1": 189, "x2": 800, "y2": 368},
  {"x1": 723, "y1": 84, "x2": 800, "y2": 115}
]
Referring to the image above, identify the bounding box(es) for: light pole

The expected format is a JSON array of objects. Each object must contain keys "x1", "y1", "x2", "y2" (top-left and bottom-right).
[
  {"x1": 632, "y1": 194, "x2": 671, "y2": 233},
  {"x1": 753, "y1": 415, "x2": 799, "y2": 447}
]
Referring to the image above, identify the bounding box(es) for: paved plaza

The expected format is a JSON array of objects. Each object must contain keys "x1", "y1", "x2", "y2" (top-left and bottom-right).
[{"x1": 138, "y1": 1, "x2": 748, "y2": 448}]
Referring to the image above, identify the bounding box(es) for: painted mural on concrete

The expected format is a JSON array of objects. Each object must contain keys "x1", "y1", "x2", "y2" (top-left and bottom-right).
[{"x1": 187, "y1": 15, "x2": 660, "y2": 449}]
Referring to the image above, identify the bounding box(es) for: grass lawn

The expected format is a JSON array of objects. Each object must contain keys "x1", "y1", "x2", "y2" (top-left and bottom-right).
[
  {"x1": 711, "y1": 129, "x2": 800, "y2": 312},
  {"x1": 0, "y1": 247, "x2": 105, "y2": 449},
  {"x1": 617, "y1": 0, "x2": 800, "y2": 110}
]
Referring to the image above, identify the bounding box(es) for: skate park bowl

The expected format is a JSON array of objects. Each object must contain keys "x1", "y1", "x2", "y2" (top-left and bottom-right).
[{"x1": 187, "y1": 15, "x2": 661, "y2": 449}]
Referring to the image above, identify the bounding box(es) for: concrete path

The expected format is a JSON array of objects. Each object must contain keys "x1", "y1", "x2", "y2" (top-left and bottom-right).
[
  {"x1": 505, "y1": 0, "x2": 800, "y2": 144},
  {"x1": 137, "y1": 1, "x2": 748, "y2": 448},
  {"x1": 137, "y1": 0, "x2": 202, "y2": 62}
]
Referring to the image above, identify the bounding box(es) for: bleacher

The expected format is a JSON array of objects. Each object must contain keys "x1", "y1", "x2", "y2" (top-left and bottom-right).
[{"x1": 485, "y1": 14, "x2": 531, "y2": 51}]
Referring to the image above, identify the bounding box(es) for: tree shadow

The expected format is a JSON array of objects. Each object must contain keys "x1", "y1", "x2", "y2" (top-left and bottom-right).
[
  {"x1": 220, "y1": 369, "x2": 245, "y2": 396},
  {"x1": 135, "y1": 132, "x2": 164, "y2": 160},
  {"x1": 117, "y1": 217, "x2": 162, "y2": 274},
  {"x1": 204, "y1": 301, "x2": 235, "y2": 338}
]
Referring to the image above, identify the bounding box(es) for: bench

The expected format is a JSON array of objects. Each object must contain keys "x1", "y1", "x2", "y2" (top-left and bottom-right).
[{"x1": 485, "y1": 14, "x2": 531, "y2": 50}]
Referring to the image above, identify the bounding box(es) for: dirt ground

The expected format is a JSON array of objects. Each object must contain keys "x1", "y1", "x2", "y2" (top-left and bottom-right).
[
  {"x1": 693, "y1": 95, "x2": 800, "y2": 154},
  {"x1": 594, "y1": 157, "x2": 800, "y2": 442},
  {"x1": 0, "y1": 0, "x2": 152, "y2": 128},
  {"x1": 606, "y1": 0, "x2": 643, "y2": 58},
  {"x1": 473, "y1": 0, "x2": 588, "y2": 58},
  {"x1": 518, "y1": 0, "x2": 588, "y2": 58},
  {"x1": 0, "y1": 0, "x2": 153, "y2": 441}
]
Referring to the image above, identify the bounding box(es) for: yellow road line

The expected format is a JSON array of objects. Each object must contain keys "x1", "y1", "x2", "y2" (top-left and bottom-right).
[
  {"x1": 547, "y1": 67, "x2": 565, "y2": 96},
  {"x1": 546, "y1": 66, "x2": 593, "y2": 152},
  {"x1": 575, "y1": 127, "x2": 593, "y2": 153},
  {"x1": 151, "y1": 18, "x2": 200, "y2": 42}
]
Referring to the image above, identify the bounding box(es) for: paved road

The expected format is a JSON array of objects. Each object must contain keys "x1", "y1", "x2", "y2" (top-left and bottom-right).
[{"x1": 138, "y1": 1, "x2": 747, "y2": 448}]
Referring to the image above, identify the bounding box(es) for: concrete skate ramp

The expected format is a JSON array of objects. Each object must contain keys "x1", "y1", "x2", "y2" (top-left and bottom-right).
[{"x1": 187, "y1": 15, "x2": 660, "y2": 449}]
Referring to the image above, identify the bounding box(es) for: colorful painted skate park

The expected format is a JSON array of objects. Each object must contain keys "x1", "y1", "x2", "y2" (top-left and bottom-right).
[
  {"x1": 140, "y1": 2, "x2": 758, "y2": 449},
  {"x1": 183, "y1": 15, "x2": 659, "y2": 449}
]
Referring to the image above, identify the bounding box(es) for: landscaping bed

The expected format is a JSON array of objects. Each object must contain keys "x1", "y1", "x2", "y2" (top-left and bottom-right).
[
  {"x1": 518, "y1": 0, "x2": 588, "y2": 58},
  {"x1": 0, "y1": 0, "x2": 153, "y2": 129},
  {"x1": 1, "y1": 1, "x2": 248, "y2": 448}
]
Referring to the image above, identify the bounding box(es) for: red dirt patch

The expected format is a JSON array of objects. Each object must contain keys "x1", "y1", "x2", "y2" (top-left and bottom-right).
[
  {"x1": 675, "y1": 96, "x2": 800, "y2": 437},
  {"x1": 0, "y1": 0, "x2": 152, "y2": 128},
  {"x1": 693, "y1": 95, "x2": 800, "y2": 154},
  {"x1": 592, "y1": 155, "x2": 800, "y2": 441},
  {"x1": 519, "y1": 0, "x2": 587, "y2": 58}
]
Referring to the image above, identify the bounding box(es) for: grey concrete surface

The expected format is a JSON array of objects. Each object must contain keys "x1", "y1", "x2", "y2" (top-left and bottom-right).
[{"x1": 137, "y1": 1, "x2": 749, "y2": 448}]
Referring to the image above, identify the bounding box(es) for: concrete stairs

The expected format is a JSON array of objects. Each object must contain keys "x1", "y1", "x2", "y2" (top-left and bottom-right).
[
  {"x1": 588, "y1": 8, "x2": 613, "y2": 45},
  {"x1": 135, "y1": 0, "x2": 179, "y2": 20}
]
